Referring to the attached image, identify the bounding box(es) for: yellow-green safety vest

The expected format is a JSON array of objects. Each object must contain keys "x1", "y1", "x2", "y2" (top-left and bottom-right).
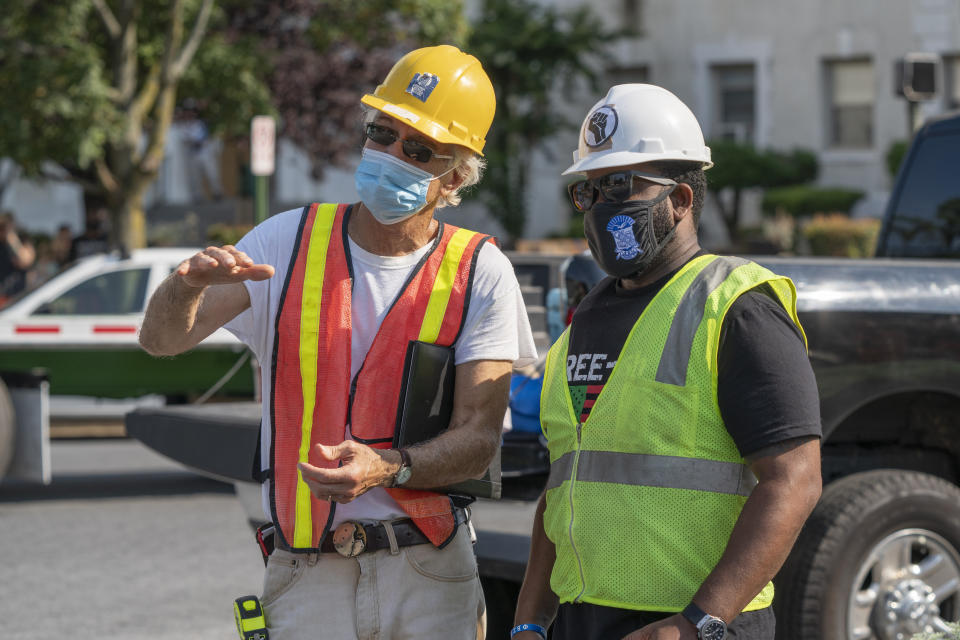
[{"x1": 540, "y1": 254, "x2": 805, "y2": 613}]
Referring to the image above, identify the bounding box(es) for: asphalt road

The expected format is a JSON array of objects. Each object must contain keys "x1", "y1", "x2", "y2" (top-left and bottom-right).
[
  {"x1": 0, "y1": 437, "x2": 542, "y2": 640},
  {"x1": 0, "y1": 438, "x2": 264, "y2": 640}
]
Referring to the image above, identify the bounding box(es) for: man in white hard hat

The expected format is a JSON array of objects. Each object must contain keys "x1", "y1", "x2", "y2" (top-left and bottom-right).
[
  {"x1": 511, "y1": 84, "x2": 823, "y2": 640},
  {"x1": 140, "y1": 45, "x2": 537, "y2": 639}
]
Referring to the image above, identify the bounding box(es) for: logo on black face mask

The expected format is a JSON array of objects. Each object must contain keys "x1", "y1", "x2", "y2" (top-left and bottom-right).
[
  {"x1": 607, "y1": 215, "x2": 642, "y2": 260},
  {"x1": 584, "y1": 106, "x2": 618, "y2": 147}
]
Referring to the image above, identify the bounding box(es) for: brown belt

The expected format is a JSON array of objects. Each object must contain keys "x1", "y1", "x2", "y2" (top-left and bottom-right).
[{"x1": 263, "y1": 508, "x2": 469, "y2": 559}]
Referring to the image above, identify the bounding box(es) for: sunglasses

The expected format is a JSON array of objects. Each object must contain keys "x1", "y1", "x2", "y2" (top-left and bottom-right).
[
  {"x1": 567, "y1": 170, "x2": 677, "y2": 212},
  {"x1": 364, "y1": 123, "x2": 454, "y2": 163}
]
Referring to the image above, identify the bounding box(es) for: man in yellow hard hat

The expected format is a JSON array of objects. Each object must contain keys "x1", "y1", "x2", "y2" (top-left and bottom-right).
[{"x1": 140, "y1": 45, "x2": 537, "y2": 639}]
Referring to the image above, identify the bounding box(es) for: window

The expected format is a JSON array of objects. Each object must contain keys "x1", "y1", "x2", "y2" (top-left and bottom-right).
[
  {"x1": 827, "y1": 59, "x2": 874, "y2": 148},
  {"x1": 882, "y1": 131, "x2": 960, "y2": 257},
  {"x1": 711, "y1": 64, "x2": 756, "y2": 142},
  {"x1": 622, "y1": 0, "x2": 645, "y2": 35},
  {"x1": 945, "y1": 55, "x2": 960, "y2": 111},
  {"x1": 35, "y1": 268, "x2": 150, "y2": 315},
  {"x1": 606, "y1": 65, "x2": 650, "y2": 87}
]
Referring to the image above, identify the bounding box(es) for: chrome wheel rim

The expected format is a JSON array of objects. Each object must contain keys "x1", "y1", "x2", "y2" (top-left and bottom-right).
[{"x1": 847, "y1": 528, "x2": 960, "y2": 640}]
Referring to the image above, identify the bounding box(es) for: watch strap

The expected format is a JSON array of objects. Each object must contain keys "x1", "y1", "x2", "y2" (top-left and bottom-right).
[
  {"x1": 681, "y1": 601, "x2": 709, "y2": 628},
  {"x1": 681, "y1": 601, "x2": 726, "y2": 640},
  {"x1": 389, "y1": 448, "x2": 412, "y2": 487}
]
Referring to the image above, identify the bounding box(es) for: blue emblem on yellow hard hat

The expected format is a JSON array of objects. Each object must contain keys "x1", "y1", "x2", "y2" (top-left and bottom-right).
[
  {"x1": 607, "y1": 215, "x2": 641, "y2": 260},
  {"x1": 406, "y1": 72, "x2": 439, "y2": 102}
]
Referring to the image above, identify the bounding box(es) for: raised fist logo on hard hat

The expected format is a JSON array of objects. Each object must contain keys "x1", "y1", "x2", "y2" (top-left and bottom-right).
[{"x1": 585, "y1": 106, "x2": 618, "y2": 147}]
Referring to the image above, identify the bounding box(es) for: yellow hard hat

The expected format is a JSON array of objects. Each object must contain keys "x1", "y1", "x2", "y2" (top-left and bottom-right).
[{"x1": 361, "y1": 45, "x2": 496, "y2": 156}]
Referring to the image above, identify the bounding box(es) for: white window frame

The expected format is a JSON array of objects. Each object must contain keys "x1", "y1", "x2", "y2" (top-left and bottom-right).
[
  {"x1": 824, "y1": 58, "x2": 875, "y2": 150},
  {"x1": 693, "y1": 42, "x2": 772, "y2": 148}
]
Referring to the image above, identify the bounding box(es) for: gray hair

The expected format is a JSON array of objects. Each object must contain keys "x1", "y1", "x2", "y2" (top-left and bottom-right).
[{"x1": 437, "y1": 148, "x2": 486, "y2": 209}]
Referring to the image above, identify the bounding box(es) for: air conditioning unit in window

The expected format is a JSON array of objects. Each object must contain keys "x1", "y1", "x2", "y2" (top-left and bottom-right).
[{"x1": 895, "y1": 53, "x2": 939, "y2": 101}]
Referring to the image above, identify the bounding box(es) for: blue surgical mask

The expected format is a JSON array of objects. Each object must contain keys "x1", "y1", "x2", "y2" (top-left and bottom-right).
[{"x1": 354, "y1": 148, "x2": 447, "y2": 225}]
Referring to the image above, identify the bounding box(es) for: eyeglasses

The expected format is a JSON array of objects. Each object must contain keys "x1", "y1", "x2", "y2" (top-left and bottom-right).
[
  {"x1": 567, "y1": 170, "x2": 677, "y2": 211},
  {"x1": 364, "y1": 123, "x2": 454, "y2": 163}
]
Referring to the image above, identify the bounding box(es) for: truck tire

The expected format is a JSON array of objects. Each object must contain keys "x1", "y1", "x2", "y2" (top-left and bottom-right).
[
  {"x1": 0, "y1": 379, "x2": 15, "y2": 477},
  {"x1": 775, "y1": 469, "x2": 960, "y2": 640}
]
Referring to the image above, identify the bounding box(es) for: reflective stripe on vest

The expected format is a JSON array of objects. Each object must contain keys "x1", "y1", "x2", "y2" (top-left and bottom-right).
[
  {"x1": 540, "y1": 254, "x2": 803, "y2": 612},
  {"x1": 271, "y1": 203, "x2": 492, "y2": 551},
  {"x1": 545, "y1": 450, "x2": 757, "y2": 497}
]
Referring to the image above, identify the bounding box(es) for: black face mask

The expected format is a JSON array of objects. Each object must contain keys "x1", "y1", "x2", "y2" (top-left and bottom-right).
[{"x1": 583, "y1": 186, "x2": 678, "y2": 279}]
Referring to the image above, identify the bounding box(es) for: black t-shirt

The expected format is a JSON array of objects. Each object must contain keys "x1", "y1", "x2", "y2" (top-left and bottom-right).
[{"x1": 567, "y1": 255, "x2": 821, "y2": 458}]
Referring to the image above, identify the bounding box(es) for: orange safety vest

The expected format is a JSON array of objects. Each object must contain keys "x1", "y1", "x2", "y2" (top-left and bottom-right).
[{"x1": 270, "y1": 202, "x2": 494, "y2": 552}]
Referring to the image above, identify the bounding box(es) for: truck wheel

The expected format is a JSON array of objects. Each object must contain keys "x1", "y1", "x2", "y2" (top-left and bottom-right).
[
  {"x1": 0, "y1": 380, "x2": 15, "y2": 477},
  {"x1": 775, "y1": 470, "x2": 960, "y2": 640}
]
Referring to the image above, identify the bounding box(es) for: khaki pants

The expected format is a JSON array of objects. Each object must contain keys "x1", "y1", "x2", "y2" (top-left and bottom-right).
[{"x1": 261, "y1": 524, "x2": 486, "y2": 640}]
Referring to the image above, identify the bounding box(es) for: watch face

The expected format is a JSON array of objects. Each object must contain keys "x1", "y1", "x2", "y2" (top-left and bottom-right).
[
  {"x1": 395, "y1": 466, "x2": 412, "y2": 486},
  {"x1": 700, "y1": 619, "x2": 726, "y2": 640}
]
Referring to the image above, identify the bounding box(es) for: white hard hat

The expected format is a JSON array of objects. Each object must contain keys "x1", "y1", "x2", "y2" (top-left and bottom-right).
[{"x1": 563, "y1": 84, "x2": 713, "y2": 175}]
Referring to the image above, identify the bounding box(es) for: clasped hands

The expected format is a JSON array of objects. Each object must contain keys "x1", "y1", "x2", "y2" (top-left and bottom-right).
[{"x1": 297, "y1": 441, "x2": 400, "y2": 503}]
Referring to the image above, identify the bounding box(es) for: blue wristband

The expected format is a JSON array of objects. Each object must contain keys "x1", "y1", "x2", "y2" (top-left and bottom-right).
[{"x1": 511, "y1": 623, "x2": 547, "y2": 639}]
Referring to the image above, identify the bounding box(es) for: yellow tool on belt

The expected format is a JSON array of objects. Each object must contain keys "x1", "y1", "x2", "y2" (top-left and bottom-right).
[{"x1": 233, "y1": 595, "x2": 269, "y2": 640}]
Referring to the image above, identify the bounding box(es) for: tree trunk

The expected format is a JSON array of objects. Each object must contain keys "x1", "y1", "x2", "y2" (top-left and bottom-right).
[
  {"x1": 711, "y1": 187, "x2": 743, "y2": 245},
  {"x1": 111, "y1": 192, "x2": 147, "y2": 251}
]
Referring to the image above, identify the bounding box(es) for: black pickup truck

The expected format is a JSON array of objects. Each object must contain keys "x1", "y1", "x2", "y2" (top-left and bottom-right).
[{"x1": 128, "y1": 111, "x2": 960, "y2": 640}]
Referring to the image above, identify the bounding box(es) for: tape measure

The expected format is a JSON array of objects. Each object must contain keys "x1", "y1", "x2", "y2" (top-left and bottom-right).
[{"x1": 234, "y1": 595, "x2": 269, "y2": 640}]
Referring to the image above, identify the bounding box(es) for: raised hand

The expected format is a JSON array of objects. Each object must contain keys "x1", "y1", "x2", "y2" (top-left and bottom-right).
[{"x1": 176, "y1": 245, "x2": 274, "y2": 288}]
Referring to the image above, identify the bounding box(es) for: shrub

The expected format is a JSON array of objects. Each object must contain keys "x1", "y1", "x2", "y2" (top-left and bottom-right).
[
  {"x1": 886, "y1": 139, "x2": 910, "y2": 179},
  {"x1": 911, "y1": 621, "x2": 960, "y2": 639},
  {"x1": 206, "y1": 223, "x2": 253, "y2": 246},
  {"x1": 762, "y1": 185, "x2": 864, "y2": 218},
  {"x1": 802, "y1": 214, "x2": 881, "y2": 257}
]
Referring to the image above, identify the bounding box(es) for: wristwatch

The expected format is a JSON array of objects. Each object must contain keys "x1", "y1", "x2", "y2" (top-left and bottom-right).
[
  {"x1": 681, "y1": 602, "x2": 727, "y2": 640},
  {"x1": 390, "y1": 448, "x2": 412, "y2": 487}
]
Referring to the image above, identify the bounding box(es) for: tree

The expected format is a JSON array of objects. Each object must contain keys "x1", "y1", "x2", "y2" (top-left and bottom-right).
[
  {"x1": 706, "y1": 140, "x2": 818, "y2": 243},
  {"x1": 467, "y1": 0, "x2": 617, "y2": 242},
  {"x1": 0, "y1": 0, "x2": 267, "y2": 250},
  {"x1": 217, "y1": 0, "x2": 468, "y2": 175}
]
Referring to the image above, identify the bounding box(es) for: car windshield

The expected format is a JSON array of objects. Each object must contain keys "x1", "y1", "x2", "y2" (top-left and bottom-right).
[
  {"x1": 882, "y1": 129, "x2": 960, "y2": 258},
  {"x1": 33, "y1": 267, "x2": 151, "y2": 315},
  {"x1": 0, "y1": 260, "x2": 86, "y2": 312}
]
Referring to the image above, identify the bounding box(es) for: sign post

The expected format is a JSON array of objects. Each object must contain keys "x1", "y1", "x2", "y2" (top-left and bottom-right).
[{"x1": 250, "y1": 116, "x2": 276, "y2": 224}]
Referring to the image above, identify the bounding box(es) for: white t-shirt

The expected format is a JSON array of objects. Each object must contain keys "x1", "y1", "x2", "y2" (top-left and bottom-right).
[{"x1": 224, "y1": 207, "x2": 537, "y2": 525}]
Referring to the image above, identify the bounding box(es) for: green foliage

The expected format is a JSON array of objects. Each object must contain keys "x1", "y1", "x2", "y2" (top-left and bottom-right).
[
  {"x1": 705, "y1": 139, "x2": 818, "y2": 243},
  {"x1": 910, "y1": 621, "x2": 960, "y2": 639},
  {"x1": 762, "y1": 185, "x2": 864, "y2": 218},
  {"x1": 467, "y1": 0, "x2": 616, "y2": 241},
  {"x1": 308, "y1": 0, "x2": 468, "y2": 50},
  {"x1": 179, "y1": 33, "x2": 275, "y2": 139},
  {"x1": 206, "y1": 222, "x2": 253, "y2": 246},
  {"x1": 0, "y1": 1, "x2": 120, "y2": 174},
  {"x1": 803, "y1": 214, "x2": 880, "y2": 257},
  {"x1": 887, "y1": 139, "x2": 910, "y2": 179},
  {"x1": 218, "y1": 1, "x2": 468, "y2": 175},
  {"x1": 707, "y1": 140, "x2": 818, "y2": 192}
]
